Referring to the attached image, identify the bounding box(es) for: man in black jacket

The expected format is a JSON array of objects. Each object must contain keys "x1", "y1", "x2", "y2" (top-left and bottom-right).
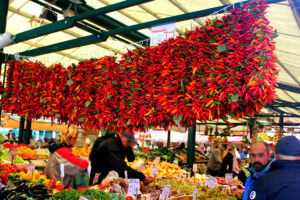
[
  {"x1": 248, "y1": 136, "x2": 300, "y2": 200},
  {"x1": 89, "y1": 132, "x2": 150, "y2": 185}
]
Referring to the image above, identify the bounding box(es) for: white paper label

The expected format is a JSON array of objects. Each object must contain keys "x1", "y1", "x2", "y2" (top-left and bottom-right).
[
  {"x1": 192, "y1": 186, "x2": 198, "y2": 200},
  {"x1": 79, "y1": 197, "x2": 88, "y2": 200},
  {"x1": 93, "y1": 173, "x2": 101, "y2": 185},
  {"x1": 0, "y1": 183, "x2": 5, "y2": 189},
  {"x1": 125, "y1": 170, "x2": 128, "y2": 179},
  {"x1": 151, "y1": 165, "x2": 158, "y2": 177},
  {"x1": 153, "y1": 157, "x2": 160, "y2": 165},
  {"x1": 87, "y1": 163, "x2": 91, "y2": 177},
  {"x1": 27, "y1": 163, "x2": 35, "y2": 175},
  {"x1": 205, "y1": 176, "x2": 217, "y2": 189},
  {"x1": 8, "y1": 148, "x2": 17, "y2": 161},
  {"x1": 193, "y1": 164, "x2": 197, "y2": 172},
  {"x1": 60, "y1": 163, "x2": 65, "y2": 178},
  {"x1": 137, "y1": 162, "x2": 145, "y2": 172},
  {"x1": 225, "y1": 173, "x2": 233, "y2": 183},
  {"x1": 150, "y1": 22, "x2": 176, "y2": 46},
  {"x1": 159, "y1": 185, "x2": 171, "y2": 199},
  {"x1": 128, "y1": 179, "x2": 140, "y2": 195}
]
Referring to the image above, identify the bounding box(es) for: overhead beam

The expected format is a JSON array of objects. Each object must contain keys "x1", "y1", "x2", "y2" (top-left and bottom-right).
[
  {"x1": 43, "y1": 0, "x2": 149, "y2": 43},
  {"x1": 277, "y1": 59, "x2": 300, "y2": 85},
  {"x1": 266, "y1": 101, "x2": 300, "y2": 108},
  {"x1": 19, "y1": 0, "x2": 285, "y2": 57},
  {"x1": 278, "y1": 82, "x2": 300, "y2": 94},
  {"x1": 8, "y1": 6, "x2": 123, "y2": 55},
  {"x1": 14, "y1": 0, "x2": 152, "y2": 44}
]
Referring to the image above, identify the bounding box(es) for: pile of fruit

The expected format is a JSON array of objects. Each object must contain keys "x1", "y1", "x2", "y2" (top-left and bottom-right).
[
  {"x1": 72, "y1": 146, "x2": 92, "y2": 157},
  {"x1": 18, "y1": 146, "x2": 36, "y2": 160},
  {"x1": 0, "y1": 164, "x2": 27, "y2": 184},
  {"x1": 142, "y1": 161, "x2": 185, "y2": 178}
]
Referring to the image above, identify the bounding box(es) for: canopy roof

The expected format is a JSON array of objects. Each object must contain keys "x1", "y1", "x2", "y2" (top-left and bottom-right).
[{"x1": 2, "y1": 0, "x2": 300, "y2": 129}]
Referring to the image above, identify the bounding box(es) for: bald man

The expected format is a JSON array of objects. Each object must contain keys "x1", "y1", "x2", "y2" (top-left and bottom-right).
[{"x1": 242, "y1": 141, "x2": 274, "y2": 200}]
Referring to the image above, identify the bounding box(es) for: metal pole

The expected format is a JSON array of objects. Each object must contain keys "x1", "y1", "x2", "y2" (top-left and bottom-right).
[
  {"x1": 280, "y1": 114, "x2": 284, "y2": 134},
  {"x1": 167, "y1": 130, "x2": 171, "y2": 148},
  {"x1": 24, "y1": 118, "x2": 32, "y2": 144},
  {"x1": 18, "y1": 117, "x2": 25, "y2": 144},
  {"x1": 0, "y1": 0, "x2": 10, "y2": 119},
  {"x1": 187, "y1": 125, "x2": 196, "y2": 170}
]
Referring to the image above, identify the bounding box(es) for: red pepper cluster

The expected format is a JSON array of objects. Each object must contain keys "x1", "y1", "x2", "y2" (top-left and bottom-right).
[
  {"x1": 0, "y1": 164, "x2": 27, "y2": 184},
  {"x1": 1, "y1": 1, "x2": 278, "y2": 133}
]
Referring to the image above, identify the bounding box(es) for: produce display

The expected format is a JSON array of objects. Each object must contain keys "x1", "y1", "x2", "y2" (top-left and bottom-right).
[
  {"x1": 0, "y1": 164, "x2": 27, "y2": 184},
  {"x1": 72, "y1": 146, "x2": 92, "y2": 158},
  {"x1": 2, "y1": 1, "x2": 277, "y2": 134},
  {"x1": 142, "y1": 161, "x2": 185, "y2": 178},
  {"x1": 174, "y1": 149, "x2": 208, "y2": 164},
  {"x1": 0, "y1": 148, "x2": 29, "y2": 164},
  {"x1": 51, "y1": 189, "x2": 123, "y2": 200},
  {"x1": 18, "y1": 146, "x2": 36, "y2": 160}
]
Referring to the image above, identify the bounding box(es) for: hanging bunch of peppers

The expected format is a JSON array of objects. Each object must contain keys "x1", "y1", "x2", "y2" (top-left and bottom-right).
[{"x1": 1, "y1": 0, "x2": 278, "y2": 133}]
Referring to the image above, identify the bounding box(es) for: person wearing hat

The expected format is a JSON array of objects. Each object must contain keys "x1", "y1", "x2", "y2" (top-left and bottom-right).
[
  {"x1": 89, "y1": 132, "x2": 150, "y2": 185},
  {"x1": 248, "y1": 136, "x2": 300, "y2": 200}
]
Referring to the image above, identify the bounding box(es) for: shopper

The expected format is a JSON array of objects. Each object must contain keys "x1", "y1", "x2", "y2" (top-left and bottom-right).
[
  {"x1": 242, "y1": 141, "x2": 273, "y2": 200},
  {"x1": 248, "y1": 136, "x2": 300, "y2": 200},
  {"x1": 44, "y1": 126, "x2": 88, "y2": 188},
  {"x1": 207, "y1": 144, "x2": 226, "y2": 176},
  {"x1": 219, "y1": 144, "x2": 235, "y2": 177},
  {"x1": 7, "y1": 130, "x2": 15, "y2": 140},
  {"x1": 89, "y1": 132, "x2": 151, "y2": 185}
]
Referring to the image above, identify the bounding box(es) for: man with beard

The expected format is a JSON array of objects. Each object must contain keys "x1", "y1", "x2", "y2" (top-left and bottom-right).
[{"x1": 242, "y1": 141, "x2": 273, "y2": 200}]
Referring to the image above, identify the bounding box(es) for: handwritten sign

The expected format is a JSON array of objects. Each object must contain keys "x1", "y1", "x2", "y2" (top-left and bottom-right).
[
  {"x1": 225, "y1": 173, "x2": 233, "y2": 183},
  {"x1": 192, "y1": 186, "x2": 198, "y2": 200},
  {"x1": 205, "y1": 176, "x2": 217, "y2": 189},
  {"x1": 60, "y1": 163, "x2": 65, "y2": 178},
  {"x1": 159, "y1": 185, "x2": 171, "y2": 199},
  {"x1": 8, "y1": 148, "x2": 17, "y2": 161},
  {"x1": 153, "y1": 157, "x2": 160, "y2": 165},
  {"x1": 79, "y1": 197, "x2": 88, "y2": 200},
  {"x1": 27, "y1": 163, "x2": 35, "y2": 175},
  {"x1": 128, "y1": 179, "x2": 140, "y2": 195},
  {"x1": 150, "y1": 22, "x2": 175, "y2": 46},
  {"x1": 193, "y1": 164, "x2": 197, "y2": 172},
  {"x1": 151, "y1": 165, "x2": 158, "y2": 177},
  {"x1": 93, "y1": 173, "x2": 101, "y2": 185}
]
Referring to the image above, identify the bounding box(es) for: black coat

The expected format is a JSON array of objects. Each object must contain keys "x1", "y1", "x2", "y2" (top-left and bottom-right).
[
  {"x1": 89, "y1": 134, "x2": 145, "y2": 185},
  {"x1": 248, "y1": 160, "x2": 300, "y2": 200},
  {"x1": 219, "y1": 152, "x2": 233, "y2": 177}
]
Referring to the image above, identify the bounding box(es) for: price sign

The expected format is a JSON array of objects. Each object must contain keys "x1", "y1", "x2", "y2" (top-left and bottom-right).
[
  {"x1": 153, "y1": 157, "x2": 160, "y2": 165},
  {"x1": 8, "y1": 148, "x2": 17, "y2": 161},
  {"x1": 27, "y1": 163, "x2": 35, "y2": 175},
  {"x1": 159, "y1": 185, "x2": 171, "y2": 199},
  {"x1": 60, "y1": 163, "x2": 65, "y2": 178},
  {"x1": 193, "y1": 164, "x2": 197, "y2": 172},
  {"x1": 192, "y1": 186, "x2": 198, "y2": 200},
  {"x1": 79, "y1": 197, "x2": 88, "y2": 200},
  {"x1": 205, "y1": 176, "x2": 217, "y2": 189},
  {"x1": 151, "y1": 165, "x2": 158, "y2": 177},
  {"x1": 0, "y1": 183, "x2": 5, "y2": 189},
  {"x1": 128, "y1": 179, "x2": 140, "y2": 195},
  {"x1": 225, "y1": 173, "x2": 233, "y2": 183},
  {"x1": 93, "y1": 173, "x2": 101, "y2": 185},
  {"x1": 137, "y1": 162, "x2": 144, "y2": 172},
  {"x1": 125, "y1": 170, "x2": 128, "y2": 180}
]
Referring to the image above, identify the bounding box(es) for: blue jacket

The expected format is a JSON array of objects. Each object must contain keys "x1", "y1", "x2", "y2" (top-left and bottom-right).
[
  {"x1": 248, "y1": 160, "x2": 300, "y2": 200},
  {"x1": 242, "y1": 159, "x2": 274, "y2": 200}
]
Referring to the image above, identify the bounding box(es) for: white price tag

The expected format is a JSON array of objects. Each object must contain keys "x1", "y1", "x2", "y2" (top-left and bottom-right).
[
  {"x1": 93, "y1": 173, "x2": 101, "y2": 185},
  {"x1": 192, "y1": 186, "x2": 198, "y2": 200},
  {"x1": 205, "y1": 176, "x2": 217, "y2": 189},
  {"x1": 151, "y1": 165, "x2": 158, "y2": 177},
  {"x1": 79, "y1": 197, "x2": 88, "y2": 200},
  {"x1": 125, "y1": 170, "x2": 128, "y2": 179},
  {"x1": 27, "y1": 163, "x2": 35, "y2": 175},
  {"x1": 87, "y1": 163, "x2": 91, "y2": 177},
  {"x1": 137, "y1": 162, "x2": 144, "y2": 172},
  {"x1": 225, "y1": 173, "x2": 233, "y2": 183},
  {"x1": 159, "y1": 185, "x2": 171, "y2": 199},
  {"x1": 128, "y1": 179, "x2": 140, "y2": 195},
  {"x1": 193, "y1": 164, "x2": 197, "y2": 172},
  {"x1": 153, "y1": 157, "x2": 160, "y2": 165},
  {"x1": 0, "y1": 183, "x2": 5, "y2": 189},
  {"x1": 60, "y1": 163, "x2": 65, "y2": 178},
  {"x1": 8, "y1": 148, "x2": 17, "y2": 161}
]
